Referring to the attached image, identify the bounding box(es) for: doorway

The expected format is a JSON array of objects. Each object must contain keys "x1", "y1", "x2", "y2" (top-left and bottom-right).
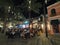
[{"x1": 51, "y1": 19, "x2": 59, "y2": 33}]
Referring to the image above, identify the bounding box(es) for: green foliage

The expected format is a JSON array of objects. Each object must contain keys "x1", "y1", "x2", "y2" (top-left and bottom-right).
[
  {"x1": 31, "y1": 2, "x2": 42, "y2": 13},
  {"x1": 0, "y1": 0, "x2": 13, "y2": 5},
  {"x1": 56, "y1": 0, "x2": 60, "y2": 1}
]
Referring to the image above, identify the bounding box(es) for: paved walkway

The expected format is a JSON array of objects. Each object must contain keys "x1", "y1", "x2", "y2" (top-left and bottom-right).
[
  {"x1": 49, "y1": 33, "x2": 60, "y2": 45},
  {"x1": 26, "y1": 33, "x2": 52, "y2": 45},
  {"x1": 0, "y1": 32, "x2": 52, "y2": 45},
  {"x1": 37, "y1": 33, "x2": 52, "y2": 45}
]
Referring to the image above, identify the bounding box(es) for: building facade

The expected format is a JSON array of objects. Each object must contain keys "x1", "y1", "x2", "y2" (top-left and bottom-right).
[{"x1": 47, "y1": 1, "x2": 60, "y2": 34}]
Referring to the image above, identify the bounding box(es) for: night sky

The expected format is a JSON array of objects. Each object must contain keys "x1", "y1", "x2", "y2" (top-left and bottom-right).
[
  {"x1": 11, "y1": 0, "x2": 57, "y2": 18},
  {"x1": 0, "y1": 0, "x2": 54, "y2": 19}
]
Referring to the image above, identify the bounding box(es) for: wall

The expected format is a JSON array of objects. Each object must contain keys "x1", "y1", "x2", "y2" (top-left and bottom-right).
[
  {"x1": 47, "y1": 2, "x2": 60, "y2": 34},
  {"x1": 47, "y1": 1, "x2": 60, "y2": 17}
]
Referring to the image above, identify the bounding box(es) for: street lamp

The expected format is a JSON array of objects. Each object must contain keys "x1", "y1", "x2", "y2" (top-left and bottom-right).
[
  {"x1": 28, "y1": 0, "x2": 31, "y2": 19},
  {"x1": 29, "y1": 0, "x2": 31, "y2": 4},
  {"x1": 45, "y1": 0, "x2": 47, "y2": 4},
  {"x1": 28, "y1": 0, "x2": 31, "y2": 28},
  {"x1": 42, "y1": 0, "x2": 48, "y2": 37},
  {"x1": 8, "y1": 6, "x2": 11, "y2": 12},
  {"x1": 45, "y1": 0, "x2": 48, "y2": 38},
  {"x1": 8, "y1": 6, "x2": 11, "y2": 9}
]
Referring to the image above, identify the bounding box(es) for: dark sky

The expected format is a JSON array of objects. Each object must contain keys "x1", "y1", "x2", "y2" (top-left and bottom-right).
[
  {"x1": 12, "y1": 0, "x2": 57, "y2": 18},
  {"x1": 47, "y1": 0, "x2": 56, "y2": 6},
  {"x1": 12, "y1": 0, "x2": 25, "y2": 5}
]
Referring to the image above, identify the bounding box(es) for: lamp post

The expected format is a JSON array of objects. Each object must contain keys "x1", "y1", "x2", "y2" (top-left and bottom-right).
[
  {"x1": 28, "y1": 0, "x2": 31, "y2": 20},
  {"x1": 45, "y1": 0, "x2": 48, "y2": 38},
  {"x1": 28, "y1": 0, "x2": 31, "y2": 29},
  {"x1": 42, "y1": 0, "x2": 48, "y2": 37}
]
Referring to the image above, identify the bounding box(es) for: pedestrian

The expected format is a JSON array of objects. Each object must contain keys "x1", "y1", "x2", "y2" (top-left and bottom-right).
[{"x1": 11, "y1": 29, "x2": 15, "y2": 39}]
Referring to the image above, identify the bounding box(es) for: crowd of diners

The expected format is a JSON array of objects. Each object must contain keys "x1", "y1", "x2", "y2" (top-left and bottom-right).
[
  {"x1": 0, "y1": 27, "x2": 43, "y2": 39},
  {"x1": 5, "y1": 28, "x2": 40, "y2": 39}
]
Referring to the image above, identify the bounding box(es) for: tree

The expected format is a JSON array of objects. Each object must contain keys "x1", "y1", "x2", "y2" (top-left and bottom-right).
[{"x1": 0, "y1": 0, "x2": 14, "y2": 29}]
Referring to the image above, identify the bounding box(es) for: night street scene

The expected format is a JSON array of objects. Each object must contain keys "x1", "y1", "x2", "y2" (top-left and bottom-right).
[{"x1": 0, "y1": 0, "x2": 60, "y2": 45}]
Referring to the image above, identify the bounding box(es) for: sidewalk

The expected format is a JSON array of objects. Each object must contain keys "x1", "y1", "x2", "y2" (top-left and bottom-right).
[
  {"x1": 37, "y1": 33, "x2": 52, "y2": 45},
  {"x1": 48, "y1": 33, "x2": 60, "y2": 45}
]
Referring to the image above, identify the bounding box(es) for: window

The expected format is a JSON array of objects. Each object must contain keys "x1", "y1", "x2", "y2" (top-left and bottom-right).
[{"x1": 51, "y1": 9, "x2": 56, "y2": 17}]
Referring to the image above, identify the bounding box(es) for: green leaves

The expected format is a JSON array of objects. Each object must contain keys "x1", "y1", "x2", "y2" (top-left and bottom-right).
[
  {"x1": 56, "y1": 0, "x2": 60, "y2": 1},
  {"x1": 0, "y1": 0, "x2": 13, "y2": 6},
  {"x1": 31, "y1": 2, "x2": 42, "y2": 14}
]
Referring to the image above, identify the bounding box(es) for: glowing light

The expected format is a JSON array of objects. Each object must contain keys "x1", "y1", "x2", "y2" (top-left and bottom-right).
[
  {"x1": 8, "y1": 9, "x2": 10, "y2": 12},
  {"x1": 28, "y1": 6, "x2": 30, "y2": 8},
  {"x1": 45, "y1": 0, "x2": 47, "y2": 4},
  {"x1": 24, "y1": 21, "x2": 29, "y2": 24},
  {"x1": 8, "y1": 6, "x2": 11, "y2": 9},
  {"x1": 47, "y1": 23, "x2": 50, "y2": 30},
  {"x1": 29, "y1": 0, "x2": 31, "y2": 4},
  {"x1": 8, "y1": 23, "x2": 13, "y2": 28},
  {"x1": 30, "y1": 24, "x2": 32, "y2": 28},
  {"x1": 0, "y1": 25, "x2": 3, "y2": 28},
  {"x1": 9, "y1": 25, "x2": 13, "y2": 28},
  {"x1": 23, "y1": 25, "x2": 25, "y2": 28},
  {"x1": 38, "y1": 18, "x2": 40, "y2": 21},
  {"x1": 41, "y1": 24, "x2": 44, "y2": 29}
]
